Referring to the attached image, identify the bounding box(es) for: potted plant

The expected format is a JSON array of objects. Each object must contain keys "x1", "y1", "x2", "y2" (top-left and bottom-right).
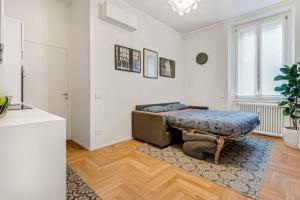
[{"x1": 274, "y1": 62, "x2": 300, "y2": 149}]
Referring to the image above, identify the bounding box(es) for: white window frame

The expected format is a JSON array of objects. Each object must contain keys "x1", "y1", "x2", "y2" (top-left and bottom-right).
[{"x1": 232, "y1": 11, "x2": 294, "y2": 102}]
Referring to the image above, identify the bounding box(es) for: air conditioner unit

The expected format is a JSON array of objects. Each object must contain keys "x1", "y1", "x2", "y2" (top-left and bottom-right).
[{"x1": 100, "y1": 1, "x2": 138, "y2": 32}]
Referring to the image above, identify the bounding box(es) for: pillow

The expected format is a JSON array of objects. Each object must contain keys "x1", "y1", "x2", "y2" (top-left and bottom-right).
[
  {"x1": 166, "y1": 103, "x2": 189, "y2": 111},
  {"x1": 142, "y1": 106, "x2": 171, "y2": 113}
]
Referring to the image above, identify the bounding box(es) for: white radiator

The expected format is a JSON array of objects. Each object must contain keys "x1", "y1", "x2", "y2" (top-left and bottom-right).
[{"x1": 238, "y1": 103, "x2": 283, "y2": 137}]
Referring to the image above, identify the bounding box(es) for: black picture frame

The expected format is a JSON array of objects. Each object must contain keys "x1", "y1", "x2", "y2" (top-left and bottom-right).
[
  {"x1": 159, "y1": 57, "x2": 175, "y2": 78},
  {"x1": 115, "y1": 45, "x2": 141, "y2": 73},
  {"x1": 143, "y1": 48, "x2": 158, "y2": 79}
]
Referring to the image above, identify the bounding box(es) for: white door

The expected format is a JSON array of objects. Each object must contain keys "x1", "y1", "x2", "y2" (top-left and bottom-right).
[
  {"x1": 23, "y1": 42, "x2": 70, "y2": 138},
  {"x1": 0, "y1": 17, "x2": 23, "y2": 103}
]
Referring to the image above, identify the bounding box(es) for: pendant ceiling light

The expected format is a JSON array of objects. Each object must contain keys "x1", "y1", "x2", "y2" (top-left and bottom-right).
[{"x1": 169, "y1": 0, "x2": 201, "y2": 16}]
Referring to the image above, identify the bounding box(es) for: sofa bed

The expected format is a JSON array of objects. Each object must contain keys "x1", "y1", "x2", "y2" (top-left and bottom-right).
[{"x1": 132, "y1": 102, "x2": 260, "y2": 164}]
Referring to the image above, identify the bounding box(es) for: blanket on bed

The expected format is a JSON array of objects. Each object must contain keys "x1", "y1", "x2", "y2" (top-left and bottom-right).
[{"x1": 166, "y1": 109, "x2": 260, "y2": 136}]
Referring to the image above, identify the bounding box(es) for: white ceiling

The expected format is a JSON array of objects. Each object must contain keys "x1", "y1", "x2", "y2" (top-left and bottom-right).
[{"x1": 122, "y1": 0, "x2": 286, "y2": 33}]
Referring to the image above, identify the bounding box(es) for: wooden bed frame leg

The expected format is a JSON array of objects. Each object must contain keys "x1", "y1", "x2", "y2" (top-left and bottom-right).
[{"x1": 214, "y1": 137, "x2": 225, "y2": 164}]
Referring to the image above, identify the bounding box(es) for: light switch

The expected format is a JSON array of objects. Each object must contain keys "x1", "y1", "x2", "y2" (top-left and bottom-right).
[{"x1": 95, "y1": 130, "x2": 102, "y2": 136}]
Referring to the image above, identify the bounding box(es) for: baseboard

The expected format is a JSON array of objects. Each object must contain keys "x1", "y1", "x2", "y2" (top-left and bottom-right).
[
  {"x1": 70, "y1": 138, "x2": 91, "y2": 151},
  {"x1": 253, "y1": 132, "x2": 283, "y2": 138},
  {"x1": 89, "y1": 137, "x2": 133, "y2": 151}
]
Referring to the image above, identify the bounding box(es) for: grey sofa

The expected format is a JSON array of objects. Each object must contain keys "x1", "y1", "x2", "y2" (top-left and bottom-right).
[{"x1": 132, "y1": 102, "x2": 209, "y2": 147}]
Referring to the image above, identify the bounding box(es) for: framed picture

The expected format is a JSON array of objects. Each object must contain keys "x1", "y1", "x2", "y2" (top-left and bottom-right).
[
  {"x1": 115, "y1": 45, "x2": 141, "y2": 73},
  {"x1": 143, "y1": 49, "x2": 158, "y2": 79},
  {"x1": 160, "y1": 57, "x2": 175, "y2": 78}
]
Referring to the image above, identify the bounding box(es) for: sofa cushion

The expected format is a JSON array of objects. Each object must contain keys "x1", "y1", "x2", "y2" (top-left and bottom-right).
[
  {"x1": 142, "y1": 106, "x2": 171, "y2": 113},
  {"x1": 166, "y1": 103, "x2": 189, "y2": 111}
]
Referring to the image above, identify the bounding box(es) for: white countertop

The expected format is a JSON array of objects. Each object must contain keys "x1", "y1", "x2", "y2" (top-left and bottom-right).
[{"x1": 0, "y1": 108, "x2": 65, "y2": 127}]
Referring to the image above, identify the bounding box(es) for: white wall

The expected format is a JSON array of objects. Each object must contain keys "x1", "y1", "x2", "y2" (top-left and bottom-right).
[
  {"x1": 183, "y1": 0, "x2": 298, "y2": 111},
  {"x1": 5, "y1": 0, "x2": 70, "y2": 48},
  {"x1": 183, "y1": 24, "x2": 228, "y2": 110},
  {"x1": 89, "y1": 0, "x2": 184, "y2": 149},
  {"x1": 70, "y1": 0, "x2": 91, "y2": 149}
]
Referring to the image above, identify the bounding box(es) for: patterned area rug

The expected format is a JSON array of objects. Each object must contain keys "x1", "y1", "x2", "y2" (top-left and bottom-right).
[
  {"x1": 137, "y1": 137, "x2": 273, "y2": 199},
  {"x1": 67, "y1": 166, "x2": 102, "y2": 200}
]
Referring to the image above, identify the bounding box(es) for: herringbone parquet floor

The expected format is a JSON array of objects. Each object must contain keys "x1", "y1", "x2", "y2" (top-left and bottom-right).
[{"x1": 67, "y1": 134, "x2": 300, "y2": 200}]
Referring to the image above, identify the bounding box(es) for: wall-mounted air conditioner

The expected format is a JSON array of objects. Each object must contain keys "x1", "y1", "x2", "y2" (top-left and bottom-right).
[{"x1": 100, "y1": 1, "x2": 138, "y2": 32}]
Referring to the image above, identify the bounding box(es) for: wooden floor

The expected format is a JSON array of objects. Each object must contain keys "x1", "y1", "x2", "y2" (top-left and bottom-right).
[{"x1": 67, "y1": 135, "x2": 300, "y2": 200}]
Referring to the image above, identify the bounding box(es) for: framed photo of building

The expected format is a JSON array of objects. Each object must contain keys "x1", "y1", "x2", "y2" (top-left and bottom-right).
[
  {"x1": 115, "y1": 45, "x2": 141, "y2": 73},
  {"x1": 160, "y1": 57, "x2": 175, "y2": 78},
  {"x1": 143, "y1": 49, "x2": 158, "y2": 79}
]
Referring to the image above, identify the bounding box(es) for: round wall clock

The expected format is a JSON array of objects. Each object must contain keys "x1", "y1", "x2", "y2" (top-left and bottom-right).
[{"x1": 196, "y1": 53, "x2": 208, "y2": 65}]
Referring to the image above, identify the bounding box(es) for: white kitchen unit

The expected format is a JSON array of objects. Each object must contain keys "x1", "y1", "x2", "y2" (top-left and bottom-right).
[
  {"x1": 0, "y1": 17, "x2": 23, "y2": 102},
  {"x1": 0, "y1": 0, "x2": 4, "y2": 63},
  {"x1": 0, "y1": 108, "x2": 66, "y2": 200}
]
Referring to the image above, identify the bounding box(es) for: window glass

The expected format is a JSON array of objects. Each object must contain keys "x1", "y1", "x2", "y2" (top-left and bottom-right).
[
  {"x1": 235, "y1": 15, "x2": 287, "y2": 99},
  {"x1": 237, "y1": 28, "x2": 257, "y2": 96},
  {"x1": 261, "y1": 22, "x2": 283, "y2": 95}
]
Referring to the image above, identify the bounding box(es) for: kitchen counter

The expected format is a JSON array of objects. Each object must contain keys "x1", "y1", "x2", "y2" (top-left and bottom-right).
[
  {"x1": 0, "y1": 108, "x2": 64, "y2": 126},
  {"x1": 0, "y1": 108, "x2": 66, "y2": 200}
]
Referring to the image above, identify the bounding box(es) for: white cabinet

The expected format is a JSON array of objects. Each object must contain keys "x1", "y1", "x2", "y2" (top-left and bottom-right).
[
  {"x1": 0, "y1": 0, "x2": 4, "y2": 63},
  {"x1": 0, "y1": 17, "x2": 23, "y2": 102},
  {"x1": 0, "y1": 109, "x2": 66, "y2": 200}
]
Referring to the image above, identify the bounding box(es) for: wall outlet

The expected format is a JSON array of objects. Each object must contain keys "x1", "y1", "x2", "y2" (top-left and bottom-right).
[
  {"x1": 95, "y1": 130, "x2": 102, "y2": 136},
  {"x1": 95, "y1": 93, "x2": 102, "y2": 100}
]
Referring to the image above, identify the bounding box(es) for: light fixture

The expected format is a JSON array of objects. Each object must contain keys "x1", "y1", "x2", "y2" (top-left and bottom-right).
[{"x1": 169, "y1": 0, "x2": 201, "y2": 16}]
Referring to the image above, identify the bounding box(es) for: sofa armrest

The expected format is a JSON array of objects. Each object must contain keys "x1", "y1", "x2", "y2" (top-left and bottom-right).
[
  {"x1": 188, "y1": 106, "x2": 209, "y2": 110},
  {"x1": 132, "y1": 111, "x2": 171, "y2": 147}
]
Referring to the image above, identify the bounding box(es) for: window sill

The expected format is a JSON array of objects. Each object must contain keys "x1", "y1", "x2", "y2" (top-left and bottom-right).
[{"x1": 232, "y1": 96, "x2": 281, "y2": 104}]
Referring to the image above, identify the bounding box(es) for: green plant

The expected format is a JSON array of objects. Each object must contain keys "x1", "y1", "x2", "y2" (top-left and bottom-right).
[
  {"x1": 0, "y1": 93, "x2": 6, "y2": 107},
  {"x1": 274, "y1": 62, "x2": 300, "y2": 130}
]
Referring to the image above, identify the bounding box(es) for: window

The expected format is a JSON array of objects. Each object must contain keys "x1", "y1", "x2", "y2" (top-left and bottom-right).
[{"x1": 234, "y1": 13, "x2": 292, "y2": 99}]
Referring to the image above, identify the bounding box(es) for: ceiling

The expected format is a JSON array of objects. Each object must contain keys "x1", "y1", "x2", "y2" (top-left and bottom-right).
[{"x1": 122, "y1": 0, "x2": 286, "y2": 33}]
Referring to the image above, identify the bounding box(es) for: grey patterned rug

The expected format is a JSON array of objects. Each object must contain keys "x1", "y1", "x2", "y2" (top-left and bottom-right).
[
  {"x1": 137, "y1": 137, "x2": 273, "y2": 199},
  {"x1": 67, "y1": 166, "x2": 102, "y2": 200}
]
